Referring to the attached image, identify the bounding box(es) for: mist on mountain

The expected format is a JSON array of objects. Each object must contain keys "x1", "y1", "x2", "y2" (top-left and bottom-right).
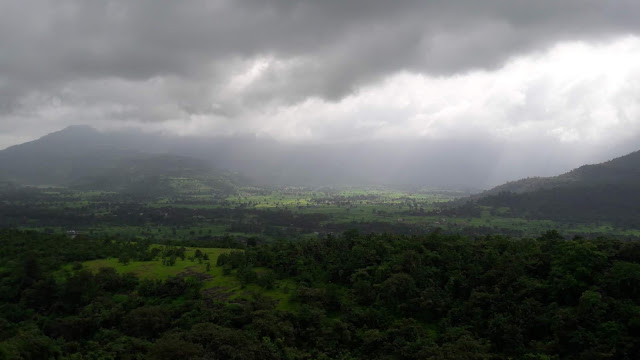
[{"x1": 0, "y1": 126, "x2": 603, "y2": 190}]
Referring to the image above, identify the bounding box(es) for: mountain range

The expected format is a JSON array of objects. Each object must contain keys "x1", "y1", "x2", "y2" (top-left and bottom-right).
[
  {"x1": 0, "y1": 126, "x2": 241, "y2": 194},
  {"x1": 0, "y1": 126, "x2": 537, "y2": 189},
  {"x1": 2, "y1": 125, "x2": 640, "y2": 226}
]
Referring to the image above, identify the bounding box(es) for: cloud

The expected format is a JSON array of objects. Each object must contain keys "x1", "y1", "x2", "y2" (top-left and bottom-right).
[
  {"x1": 242, "y1": 37, "x2": 640, "y2": 146},
  {"x1": 3, "y1": 0, "x2": 640, "y2": 110},
  {"x1": 2, "y1": 0, "x2": 640, "y2": 183}
]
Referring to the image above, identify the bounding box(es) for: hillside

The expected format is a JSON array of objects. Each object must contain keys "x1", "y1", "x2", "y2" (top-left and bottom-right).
[
  {"x1": 0, "y1": 126, "x2": 135, "y2": 186},
  {"x1": 71, "y1": 153, "x2": 241, "y2": 196},
  {"x1": 0, "y1": 126, "x2": 240, "y2": 194},
  {"x1": 474, "y1": 149, "x2": 640, "y2": 227},
  {"x1": 0, "y1": 126, "x2": 515, "y2": 189}
]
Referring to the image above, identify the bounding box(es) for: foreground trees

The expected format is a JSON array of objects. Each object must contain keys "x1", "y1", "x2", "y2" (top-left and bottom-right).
[{"x1": 1, "y1": 229, "x2": 640, "y2": 359}]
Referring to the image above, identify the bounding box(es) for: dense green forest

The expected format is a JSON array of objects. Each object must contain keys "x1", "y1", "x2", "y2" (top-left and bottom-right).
[{"x1": 2, "y1": 228, "x2": 640, "y2": 359}]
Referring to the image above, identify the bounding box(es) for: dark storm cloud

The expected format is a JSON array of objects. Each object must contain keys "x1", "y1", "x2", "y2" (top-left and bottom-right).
[{"x1": 1, "y1": 0, "x2": 640, "y2": 112}]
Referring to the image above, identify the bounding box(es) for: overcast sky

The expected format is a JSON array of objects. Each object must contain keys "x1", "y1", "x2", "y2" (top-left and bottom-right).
[{"x1": 2, "y1": 0, "x2": 640, "y2": 181}]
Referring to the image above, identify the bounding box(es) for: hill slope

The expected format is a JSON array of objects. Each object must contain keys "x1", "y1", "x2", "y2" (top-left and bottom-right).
[
  {"x1": 0, "y1": 125, "x2": 514, "y2": 189},
  {"x1": 480, "y1": 150, "x2": 640, "y2": 196},
  {"x1": 0, "y1": 125, "x2": 135, "y2": 186},
  {"x1": 475, "y1": 149, "x2": 640, "y2": 227},
  {"x1": 0, "y1": 126, "x2": 240, "y2": 194}
]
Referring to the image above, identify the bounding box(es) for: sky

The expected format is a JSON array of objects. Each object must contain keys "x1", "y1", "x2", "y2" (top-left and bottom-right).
[{"x1": 2, "y1": 0, "x2": 640, "y2": 182}]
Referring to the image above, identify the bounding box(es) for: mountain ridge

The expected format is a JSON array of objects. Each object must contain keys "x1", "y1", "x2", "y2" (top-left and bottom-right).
[
  {"x1": 475, "y1": 149, "x2": 640, "y2": 197},
  {"x1": 0, "y1": 125, "x2": 508, "y2": 189},
  {"x1": 0, "y1": 126, "x2": 221, "y2": 189},
  {"x1": 472, "y1": 148, "x2": 640, "y2": 227}
]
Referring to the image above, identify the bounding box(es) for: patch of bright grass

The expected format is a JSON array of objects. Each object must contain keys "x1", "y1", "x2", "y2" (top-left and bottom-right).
[{"x1": 74, "y1": 246, "x2": 297, "y2": 308}]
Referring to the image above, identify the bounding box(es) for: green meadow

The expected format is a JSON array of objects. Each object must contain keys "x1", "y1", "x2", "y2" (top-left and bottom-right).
[{"x1": 68, "y1": 246, "x2": 297, "y2": 310}]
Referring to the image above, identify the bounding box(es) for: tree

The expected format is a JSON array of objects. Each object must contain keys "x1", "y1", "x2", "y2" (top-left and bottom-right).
[{"x1": 147, "y1": 334, "x2": 203, "y2": 360}]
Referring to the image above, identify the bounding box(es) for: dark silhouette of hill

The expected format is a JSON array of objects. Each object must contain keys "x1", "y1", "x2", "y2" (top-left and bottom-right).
[
  {"x1": 0, "y1": 126, "x2": 237, "y2": 193},
  {"x1": 479, "y1": 150, "x2": 640, "y2": 196},
  {"x1": 475, "y1": 150, "x2": 640, "y2": 227},
  {"x1": 0, "y1": 125, "x2": 510, "y2": 189},
  {"x1": 8, "y1": 125, "x2": 633, "y2": 191},
  {"x1": 0, "y1": 125, "x2": 139, "y2": 186}
]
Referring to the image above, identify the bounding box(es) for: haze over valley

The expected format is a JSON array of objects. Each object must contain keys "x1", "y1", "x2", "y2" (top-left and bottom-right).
[{"x1": 3, "y1": 125, "x2": 640, "y2": 190}]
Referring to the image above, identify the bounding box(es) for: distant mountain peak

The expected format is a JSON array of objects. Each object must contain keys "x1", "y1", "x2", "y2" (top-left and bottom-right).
[
  {"x1": 30, "y1": 125, "x2": 101, "y2": 143},
  {"x1": 55, "y1": 124, "x2": 99, "y2": 135}
]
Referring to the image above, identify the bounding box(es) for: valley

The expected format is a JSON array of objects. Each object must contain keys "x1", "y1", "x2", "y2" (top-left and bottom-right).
[
  {"x1": 3, "y1": 127, "x2": 640, "y2": 359},
  {"x1": 4, "y1": 2, "x2": 640, "y2": 357},
  {"x1": 4, "y1": 182, "x2": 640, "y2": 244}
]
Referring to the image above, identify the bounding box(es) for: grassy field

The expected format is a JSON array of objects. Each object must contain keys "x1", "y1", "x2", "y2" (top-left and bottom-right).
[{"x1": 68, "y1": 246, "x2": 297, "y2": 310}]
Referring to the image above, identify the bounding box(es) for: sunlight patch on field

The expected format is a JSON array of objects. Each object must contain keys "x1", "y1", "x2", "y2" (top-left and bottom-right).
[{"x1": 77, "y1": 246, "x2": 296, "y2": 309}]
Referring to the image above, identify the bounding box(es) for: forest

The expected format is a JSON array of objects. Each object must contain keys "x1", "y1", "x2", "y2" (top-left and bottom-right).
[{"x1": 2, "y1": 228, "x2": 640, "y2": 359}]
